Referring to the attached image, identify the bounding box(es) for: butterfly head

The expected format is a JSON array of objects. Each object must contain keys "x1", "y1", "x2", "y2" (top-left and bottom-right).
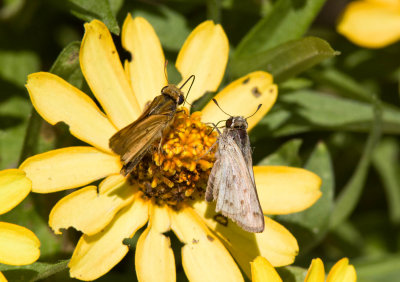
[
  {"x1": 161, "y1": 84, "x2": 185, "y2": 105},
  {"x1": 226, "y1": 116, "x2": 248, "y2": 130}
]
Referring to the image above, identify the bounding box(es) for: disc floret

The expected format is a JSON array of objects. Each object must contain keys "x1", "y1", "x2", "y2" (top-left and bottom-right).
[{"x1": 130, "y1": 108, "x2": 217, "y2": 206}]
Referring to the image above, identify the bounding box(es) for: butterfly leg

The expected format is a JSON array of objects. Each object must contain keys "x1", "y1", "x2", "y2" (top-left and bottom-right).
[{"x1": 196, "y1": 139, "x2": 218, "y2": 161}]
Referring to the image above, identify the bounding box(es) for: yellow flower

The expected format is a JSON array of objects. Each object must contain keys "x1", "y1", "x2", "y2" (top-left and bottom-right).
[
  {"x1": 305, "y1": 258, "x2": 357, "y2": 282},
  {"x1": 337, "y1": 0, "x2": 400, "y2": 48},
  {"x1": 0, "y1": 169, "x2": 40, "y2": 281},
  {"x1": 23, "y1": 14, "x2": 322, "y2": 281},
  {"x1": 251, "y1": 256, "x2": 357, "y2": 282}
]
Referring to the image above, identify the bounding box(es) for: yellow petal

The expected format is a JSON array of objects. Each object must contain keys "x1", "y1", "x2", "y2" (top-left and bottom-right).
[
  {"x1": 135, "y1": 204, "x2": 175, "y2": 282},
  {"x1": 0, "y1": 272, "x2": 6, "y2": 282},
  {"x1": 170, "y1": 206, "x2": 243, "y2": 282},
  {"x1": 192, "y1": 201, "x2": 299, "y2": 277},
  {"x1": 254, "y1": 166, "x2": 322, "y2": 214},
  {"x1": 20, "y1": 147, "x2": 121, "y2": 193},
  {"x1": 337, "y1": 0, "x2": 400, "y2": 48},
  {"x1": 122, "y1": 15, "x2": 167, "y2": 111},
  {"x1": 81, "y1": 20, "x2": 141, "y2": 129},
  {"x1": 26, "y1": 72, "x2": 117, "y2": 152},
  {"x1": 305, "y1": 258, "x2": 325, "y2": 282},
  {"x1": 251, "y1": 256, "x2": 282, "y2": 282},
  {"x1": 201, "y1": 71, "x2": 278, "y2": 130},
  {"x1": 176, "y1": 21, "x2": 229, "y2": 104},
  {"x1": 49, "y1": 174, "x2": 135, "y2": 236},
  {"x1": 0, "y1": 169, "x2": 31, "y2": 215},
  {"x1": 0, "y1": 222, "x2": 40, "y2": 265},
  {"x1": 69, "y1": 195, "x2": 149, "y2": 281},
  {"x1": 327, "y1": 258, "x2": 357, "y2": 282}
]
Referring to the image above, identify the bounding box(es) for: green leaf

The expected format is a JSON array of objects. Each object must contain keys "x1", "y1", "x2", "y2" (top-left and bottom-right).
[
  {"x1": 0, "y1": 260, "x2": 69, "y2": 282},
  {"x1": 130, "y1": 4, "x2": 190, "y2": 51},
  {"x1": 275, "y1": 142, "x2": 334, "y2": 252},
  {"x1": 0, "y1": 50, "x2": 39, "y2": 87},
  {"x1": 234, "y1": 0, "x2": 327, "y2": 56},
  {"x1": 373, "y1": 138, "x2": 400, "y2": 224},
  {"x1": 257, "y1": 139, "x2": 303, "y2": 167},
  {"x1": 0, "y1": 0, "x2": 25, "y2": 20},
  {"x1": 276, "y1": 266, "x2": 307, "y2": 282},
  {"x1": 0, "y1": 49, "x2": 39, "y2": 168},
  {"x1": 207, "y1": 0, "x2": 221, "y2": 22},
  {"x1": 230, "y1": 37, "x2": 338, "y2": 82},
  {"x1": 66, "y1": 0, "x2": 120, "y2": 35},
  {"x1": 0, "y1": 96, "x2": 31, "y2": 169},
  {"x1": 251, "y1": 90, "x2": 400, "y2": 140},
  {"x1": 49, "y1": 41, "x2": 84, "y2": 89},
  {"x1": 330, "y1": 100, "x2": 382, "y2": 228},
  {"x1": 328, "y1": 221, "x2": 364, "y2": 258},
  {"x1": 354, "y1": 254, "x2": 400, "y2": 282},
  {"x1": 307, "y1": 68, "x2": 375, "y2": 103}
]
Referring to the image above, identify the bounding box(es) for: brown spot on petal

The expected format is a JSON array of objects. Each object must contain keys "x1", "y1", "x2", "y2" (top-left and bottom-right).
[
  {"x1": 251, "y1": 87, "x2": 262, "y2": 98},
  {"x1": 192, "y1": 238, "x2": 199, "y2": 244},
  {"x1": 207, "y1": 235, "x2": 215, "y2": 242},
  {"x1": 242, "y1": 77, "x2": 250, "y2": 84}
]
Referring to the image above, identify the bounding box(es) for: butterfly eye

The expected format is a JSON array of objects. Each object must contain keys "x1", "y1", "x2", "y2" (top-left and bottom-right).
[
  {"x1": 226, "y1": 118, "x2": 233, "y2": 128},
  {"x1": 178, "y1": 95, "x2": 184, "y2": 105}
]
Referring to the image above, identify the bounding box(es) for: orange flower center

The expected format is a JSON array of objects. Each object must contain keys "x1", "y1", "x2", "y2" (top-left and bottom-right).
[{"x1": 129, "y1": 107, "x2": 217, "y2": 207}]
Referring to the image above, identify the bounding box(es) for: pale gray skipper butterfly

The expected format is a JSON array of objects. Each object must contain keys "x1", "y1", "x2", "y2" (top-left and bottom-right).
[{"x1": 206, "y1": 99, "x2": 264, "y2": 233}]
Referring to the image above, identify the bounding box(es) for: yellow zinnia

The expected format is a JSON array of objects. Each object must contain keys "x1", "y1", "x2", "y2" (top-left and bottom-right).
[
  {"x1": 0, "y1": 169, "x2": 40, "y2": 281},
  {"x1": 251, "y1": 256, "x2": 357, "y2": 282},
  {"x1": 22, "y1": 14, "x2": 322, "y2": 281},
  {"x1": 337, "y1": 0, "x2": 400, "y2": 48}
]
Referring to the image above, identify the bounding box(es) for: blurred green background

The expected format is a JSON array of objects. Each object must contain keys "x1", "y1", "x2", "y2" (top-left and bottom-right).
[{"x1": 0, "y1": 0, "x2": 399, "y2": 281}]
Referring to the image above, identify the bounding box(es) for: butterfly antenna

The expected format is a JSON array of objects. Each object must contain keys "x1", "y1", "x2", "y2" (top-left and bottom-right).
[
  {"x1": 245, "y1": 104, "x2": 262, "y2": 119},
  {"x1": 164, "y1": 60, "x2": 169, "y2": 83},
  {"x1": 205, "y1": 119, "x2": 226, "y2": 135},
  {"x1": 180, "y1": 75, "x2": 195, "y2": 107},
  {"x1": 212, "y1": 99, "x2": 232, "y2": 117}
]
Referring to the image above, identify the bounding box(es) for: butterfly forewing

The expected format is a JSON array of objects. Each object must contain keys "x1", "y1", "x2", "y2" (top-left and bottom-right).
[
  {"x1": 206, "y1": 117, "x2": 264, "y2": 233},
  {"x1": 109, "y1": 87, "x2": 182, "y2": 176}
]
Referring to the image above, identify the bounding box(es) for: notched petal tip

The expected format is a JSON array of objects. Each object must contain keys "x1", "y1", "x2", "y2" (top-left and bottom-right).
[
  {"x1": 49, "y1": 176, "x2": 135, "y2": 236},
  {"x1": 68, "y1": 196, "x2": 149, "y2": 281}
]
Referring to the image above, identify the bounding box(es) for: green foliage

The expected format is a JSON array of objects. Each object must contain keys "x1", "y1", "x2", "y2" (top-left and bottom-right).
[
  {"x1": 1, "y1": 0, "x2": 400, "y2": 281},
  {"x1": 66, "y1": 0, "x2": 121, "y2": 35},
  {"x1": 267, "y1": 141, "x2": 335, "y2": 252},
  {"x1": 234, "y1": 0, "x2": 327, "y2": 55},
  {"x1": 0, "y1": 260, "x2": 69, "y2": 281},
  {"x1": 231, "y1": 37, "x2": 339, "y2": 82}
]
